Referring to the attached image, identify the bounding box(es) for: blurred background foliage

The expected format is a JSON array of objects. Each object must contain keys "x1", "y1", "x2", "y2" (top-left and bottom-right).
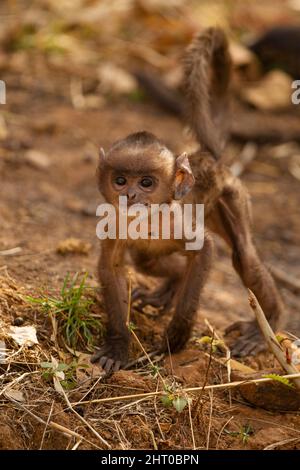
[{"x1": 1, "y1": 0, "x2": 300, "y2": 108}]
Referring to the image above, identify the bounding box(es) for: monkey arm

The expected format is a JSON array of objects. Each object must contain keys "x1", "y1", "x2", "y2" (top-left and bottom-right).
[
  {"x1": 162, "y1": 234, "x2": 213, "y2": 352},
  {"x1": 91, "y1": 239, "x2": 130, "y2": 372}
]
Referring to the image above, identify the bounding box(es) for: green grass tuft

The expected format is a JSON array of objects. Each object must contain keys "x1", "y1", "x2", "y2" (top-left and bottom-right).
[{"x1": 26, "y1": 272, "x2": 103, "y2": 351}]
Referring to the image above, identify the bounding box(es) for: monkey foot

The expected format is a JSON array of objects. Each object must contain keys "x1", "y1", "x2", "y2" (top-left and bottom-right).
[
  {"x1": 160, "y1": 321, "x2": 191, "y2": 353},
  {"x1": 91, "y1": 340, "x2": 129, "y2": 373},
  {"x1": 132, "y1": 283, "x2": 175, "y2": 315},
  {"x1": 225, "y1": 320, "x2": 266, "y2": 357}
]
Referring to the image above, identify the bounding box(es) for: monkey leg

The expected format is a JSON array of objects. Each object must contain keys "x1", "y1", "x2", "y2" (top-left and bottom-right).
[
  {"x1": 131, "y1": 251, "x2": 186, "y2": 314},
  {"x1": 161, "y1": 234, "x2": 213, "y2": 353},
  {"x1": 213, "y1": 180, "x2": 285, "y2": 357}
]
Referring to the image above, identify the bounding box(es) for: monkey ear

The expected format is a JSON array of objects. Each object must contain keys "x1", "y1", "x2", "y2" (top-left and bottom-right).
[
  {"x1": 174, "y1": 153, "x2": 195, "y2": 200},
  {"x1": 99, "y1": 147, "x2": 106, "y2": 165}
]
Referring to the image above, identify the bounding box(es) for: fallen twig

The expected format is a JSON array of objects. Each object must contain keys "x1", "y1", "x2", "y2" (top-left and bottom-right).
[
  {"x1": 0, "y1": 247, "x2": 22, "y2": 256},
  {"x1": 248, "y1": 289, "x2": 300, "y2": 390},
  {"x1": 269, "y1": 265, "x2": 300, "y2": 294},
  {"x1": 264, "y1": 437, "x2": 300, "y2": 450}
]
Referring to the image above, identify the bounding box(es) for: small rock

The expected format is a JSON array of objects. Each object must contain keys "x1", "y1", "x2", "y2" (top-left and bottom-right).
[
  {"x1": 98, "y1": 63, "x2": 137, "y2": 95},
  {"x1": 24, "y1": 150, "x2": 51, "y2": 170},
  {"x1": 13, "y1": 317, "x2": 24, "y2": 326}
]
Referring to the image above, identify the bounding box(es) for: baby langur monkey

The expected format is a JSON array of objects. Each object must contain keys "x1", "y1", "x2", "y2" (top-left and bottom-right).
[{"x1": 91, "y1": 28, "x2": 284, "y2": 373}]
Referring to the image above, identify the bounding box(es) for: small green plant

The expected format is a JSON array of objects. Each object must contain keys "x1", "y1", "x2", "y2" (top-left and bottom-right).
[
  {"x1": 127, "y1": 89, "x2": 146, "y2": 103},
  {"x1": 149, "y1": 364, "x2": 161, "y2": 378},
  {"x1": 239, "y1": 424, "x2": 254, "y2": 444},
  {"x1": 41, "y1": 357, "x2": 87, "y2": 391},
  {"x1": 161, "y1": 386, "x2": 189, "y2": 413},
  {"x1": 225, "y1": 423, "x2": 254, "y2": 444},
  {"x1": 26, "y1": 272, "x2": 103, "y2": 350},
  {"x1": 196, "y1": 335, "x2": 225, "y2": 353},
  {"x1": 262, "y1": 373, "x2": 294, "y2": 388},
  {"x1": 127, "y1": 321, "x2": 137, "y2": 332}
]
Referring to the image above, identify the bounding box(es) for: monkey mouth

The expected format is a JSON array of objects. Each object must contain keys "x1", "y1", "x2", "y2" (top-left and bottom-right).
[{"x1": 127, "y1": 201, "x2": 149, "y2": 208}]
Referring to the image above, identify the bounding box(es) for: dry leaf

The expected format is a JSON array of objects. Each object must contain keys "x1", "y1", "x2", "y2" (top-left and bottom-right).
[
  {"x1": 56, "y1": 238, "x2": 91, "y2": 255},
  {"x1": 242, "y1": 70, "x2": 293, "y2": 110},
  {"x1": 76, "y1": 353, "x2": 103, "y2": 383},
  {"x1": 229, "y1": 41, "x2": 256, "y2": 68},
  {"x1": 53, "y1": 375, "x2": 65, "y2": 395},
  {"x1": 288, "y1": 155, "x2": 300, "y2": 180},
  {"x1": 4, "y1": 389, "x2": 25, "y2": 402},
  {"x1": 0, "y1": 340, "x2": 6, "y2": 363},
  {"x1": 8, "y1": 325, "x2": 39, "y2": 347}
]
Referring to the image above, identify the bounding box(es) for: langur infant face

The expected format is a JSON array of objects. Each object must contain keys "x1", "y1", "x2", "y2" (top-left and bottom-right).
[
  {"x1": 98, "y1": 133, "x2": 194, "y2": 208},
  {"x1": 107, "y1": 170, "x2": 172, "y2": 207}
]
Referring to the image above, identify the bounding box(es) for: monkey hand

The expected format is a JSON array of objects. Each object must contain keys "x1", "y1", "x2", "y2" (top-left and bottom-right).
[
  {"x1": 91, "y1": 336, "x2": 129, "y2": 373},
  {"x1": 161, "y1": 319, "x2": 192, "y2": 353},
  {"x1": 225, "y1": 320, "x2": 266, "y2": 357}
]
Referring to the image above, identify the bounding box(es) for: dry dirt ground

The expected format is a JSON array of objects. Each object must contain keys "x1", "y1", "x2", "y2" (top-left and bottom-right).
[{"x1": 0, "y1": 58, "x2": 300, "y2": 450}]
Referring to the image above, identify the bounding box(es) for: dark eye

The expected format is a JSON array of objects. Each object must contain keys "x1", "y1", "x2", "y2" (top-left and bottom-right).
[
  {"x1": 140, "y1": 177, "x2": 153, "y2": 188},
  {"x1": 115, "y1": 176, "x2": 127, "y2": 186}
]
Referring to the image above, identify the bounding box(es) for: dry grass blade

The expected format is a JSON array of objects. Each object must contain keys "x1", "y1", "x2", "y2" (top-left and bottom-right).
[
  {"x1": 71, "y1": 440, "x2": 83, "y2": 450},
  {"x1": 71, "y1": 373, "x2": 300, "y2": 406},
  {"x1": 5, "y1": 396, "x2": 101, "y2": 449},
  {"x1": 248, "y1": 289, "x2": 300, "y2": 390},
  {"x1": 216, "y1": 416, "x2": 234, "y2": 449},
  {"x1": 130, "y1": 329, "x2": 165, "y2": 384},
  {"x1": 206, "y1": 390, "x2": 213, "y2": 450},
  {"x1": 0, "y1": 371, "x2": 40, "y2": 397},
  {"x1": 187, "y1": 395, "x2": 196, "y2": 450},
  {"x1": 60, "y1": 386, "x2": 111, "y2": 449},
  {"x1": 40, "y1": 400, "x2": 54, "y2": 450},
  {"x1": 204, "y1": 318, "x2": 232, "y2": 406},
  {"x1": 264, "y1": 437, "x2": 300, "y2": 450}
]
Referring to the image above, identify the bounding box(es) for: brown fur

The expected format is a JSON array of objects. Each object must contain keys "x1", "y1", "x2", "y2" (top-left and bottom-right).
[{"x1": 183, "y1": 27, "x2": 232, "y2": 159}]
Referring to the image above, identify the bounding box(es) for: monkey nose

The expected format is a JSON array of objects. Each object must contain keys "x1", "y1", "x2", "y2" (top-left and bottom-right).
[{"x1": 127, "y1": 191, "x2": 136, "y2": 201}]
